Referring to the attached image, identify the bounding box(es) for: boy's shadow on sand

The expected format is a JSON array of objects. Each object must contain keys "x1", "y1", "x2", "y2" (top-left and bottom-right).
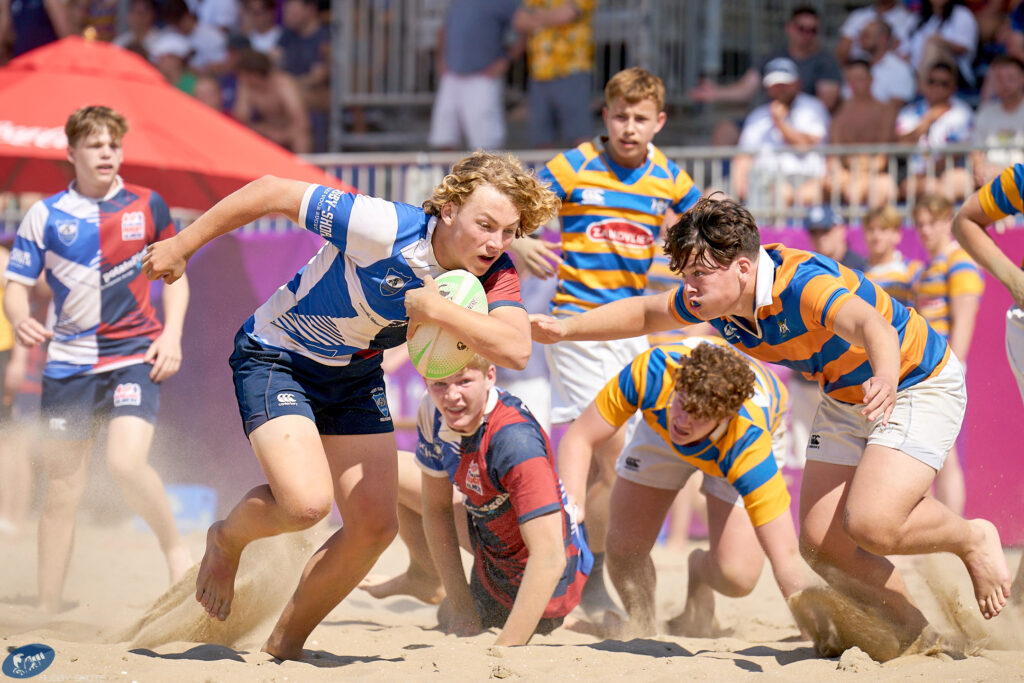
[
  {"x1": 130, "y1": 645, "x2": 401, "y2": 669},
  {"x1": 581, "y1": 638, "x2": 694, "y2": 658}
]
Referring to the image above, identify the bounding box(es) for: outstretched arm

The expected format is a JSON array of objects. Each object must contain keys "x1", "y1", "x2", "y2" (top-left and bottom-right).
[
  {"x1": 531, "y1": 289, "x2": 679, "y2": 344},
  {"x1": 495, "y1": 512, "x2": 566, "y2": 646},
  {"x1": 753, "y1": 511, "x2": 807, "y2": 600},
  {"x1": 953, "y1": 193, "x2": 1024, "y2": 307},
  {"x1": 142, "y1": 175, "x2": 311, "y2": 283},
  {"x1": 422, "y1": 474, "x2": 482, "y2": 636},
  {"x1": 556, "y1": 401, "x2": 619, "y2": 518}
]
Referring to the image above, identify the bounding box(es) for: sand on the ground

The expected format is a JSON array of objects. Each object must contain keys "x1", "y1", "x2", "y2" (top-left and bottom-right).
[{"x1": 1, "y1": 519, "x2": 1022, "y2": 682}]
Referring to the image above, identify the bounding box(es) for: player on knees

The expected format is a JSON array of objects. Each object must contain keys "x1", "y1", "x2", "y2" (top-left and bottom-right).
[
  {"x1": 3, "y1": 106, "x2": 192, "y2": 613},
  {"x1": 532, "y1": 195, "x2": 1011, "y2": 646},
  {"x1": 559, "y1": 338, "x2": 805, "y2": 637},
  {"x1": 515, "y1": 67, "x2": 701, "y2": 619},
  {"x1": 366, "y1": 356, "x2": 591, "y2": 645},
  {"x1": 142, "y1": 153, "x2": 560, "y2": 660},
  {"x1": 953, "y1": 163, "x2": 1024, "y2": 599}
]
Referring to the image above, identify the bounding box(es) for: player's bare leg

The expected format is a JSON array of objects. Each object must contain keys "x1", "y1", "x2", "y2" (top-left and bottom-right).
[
  {"x1": 196, "y1": 415, "x2": 334, "y2": 621},
  {"x1": 663, "y1": 474, "x2": 704, "y2": 553},
  {"x1": 933, "y1": 445, "x2": 965, "y2": 516},
  {"x1": 845, "y1": 446, "x2": 1011, "y2": 619},
  {"x1": 359, "y1": 450, "x2": 452, "y2": 604},
  {"x1": 105, "y1": 416, "x2": 192, "y2": 584},
  {"x1": 36, "y1": 439, "x2": 91, "y2": 613},
  {"x1": 605, "y1": 478, "x2": 678, "y2": 637},
  {"x1": 262, "y1": 431, "x2": 399, "y2": 661},
  {"x1": 668, "y1": 495, "x2": 764, "y2": 637},
  {"x1": 579, "y1": 424, "x2": 627, "y2": 620}
]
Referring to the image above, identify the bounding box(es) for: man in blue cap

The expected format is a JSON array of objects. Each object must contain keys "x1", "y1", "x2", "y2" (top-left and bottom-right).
[{"x1": 805, "y1": 205, "x2": 868, "y2": 272}]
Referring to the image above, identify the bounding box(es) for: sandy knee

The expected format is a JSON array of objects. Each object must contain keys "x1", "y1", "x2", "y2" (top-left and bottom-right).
[{"x1": 842, "y1": 507, "x2": 900, "y2": 555}]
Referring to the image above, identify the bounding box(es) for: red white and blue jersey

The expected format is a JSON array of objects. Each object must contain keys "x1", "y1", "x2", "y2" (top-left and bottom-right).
[
  {"x1": 671, "y1": 245, "x2": 950, "y2": 405},
  {"x1": 5, "y1": 178, "x2": 175, "y2": 379},
  {"x1": 415, "y1": 388, "x2": 591, "y2": 618},
  {"x1": 246, "y1": 184, "x2": 524, "y2": 367}
]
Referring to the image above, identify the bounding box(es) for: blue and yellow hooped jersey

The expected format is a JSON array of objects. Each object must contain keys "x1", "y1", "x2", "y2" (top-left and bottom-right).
[
  {"x1": 594, "y1": 337, "x2": 790, "y2": 527},
  {"x1": 671, "y1": 245, "x2": 950, "y2": 405},
  {"x1": 979, "y1": 163, "x2": 1024, "y2": 223},
  {"x1": 912, "y1": 242, "x2": 984, "y2": 337},
  {"x1": 865, "y1": 252, "x2": 921, "y2": 308},
  {"x1": 538, "y1": 137, "x2": 701, "y2": 316}
]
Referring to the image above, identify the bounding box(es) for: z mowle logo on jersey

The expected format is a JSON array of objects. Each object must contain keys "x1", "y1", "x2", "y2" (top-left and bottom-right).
[{"x1": 586, "y1": 218, "x2": 653, "y2": 250}]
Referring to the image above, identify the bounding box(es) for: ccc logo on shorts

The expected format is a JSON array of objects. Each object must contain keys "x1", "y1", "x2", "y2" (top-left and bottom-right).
[{"x1": 276, "y1": 393, "x2": 298, "y2": 406}]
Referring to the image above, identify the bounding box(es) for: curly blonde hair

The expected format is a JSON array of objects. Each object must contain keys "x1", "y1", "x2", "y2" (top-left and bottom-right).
[
  {"x1": 673, "y1": 343, "x2": 755, "y2": 421},
  {"x1": 422, "y1": 152, "x2": 560, "y2": 237}
]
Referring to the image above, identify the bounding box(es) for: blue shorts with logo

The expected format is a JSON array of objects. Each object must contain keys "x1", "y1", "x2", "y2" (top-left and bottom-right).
[
  {"x1": 230, "y1": 328, "x2": 394, "y2": 437},
  {"x1": 41, "y1": 362, "x2": 160, "y2": 440}
]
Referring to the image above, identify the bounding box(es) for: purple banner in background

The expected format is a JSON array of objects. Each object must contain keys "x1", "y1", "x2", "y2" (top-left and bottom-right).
[{"x1": 152, "y1": 228, "x2": 1024, "y2": 543}]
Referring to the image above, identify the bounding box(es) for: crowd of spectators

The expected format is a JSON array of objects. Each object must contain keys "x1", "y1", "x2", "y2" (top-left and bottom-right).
[
  {"x1": 2, "y1": 0, "x2": 1024, "y2": 207},
  {"x1": 697, "y1": 1, "x2": 1024, "y2": 208}
]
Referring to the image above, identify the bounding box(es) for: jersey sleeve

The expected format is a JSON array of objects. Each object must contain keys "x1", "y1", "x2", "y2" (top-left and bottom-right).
[
  {"x1": 537, "y1": 153, "x2": 573, "y2": 203},
  {"x1": 481, "y1": 253, "x2": 525, "y2": 312},
  {"x1": 978, "y1": 164, "x2": 1024, "y2": 221},
  {"x1": 299, "y1": 184, "x2": 406, "y2": 261},
  {"x1": 947, "y1": 251, "x2": 984, "y2": 298},
  {"x1": 718, "y1": 417, "x2": 791, "y2": 527},
  {"x1": 594, "y1": 356, "x2": 644, "y2": 428},
  {"x1": 490, "y1": 423, "x2": 564, "y2": 524},
  {"x1": 5, "y1": 201, "x2": 48, "y2": 286},
  {"x1": 415, "y1": 394, "x2": 450, "y2": 478},
  {"x1": 149, "y1": 191, "x2": 176, "y2": 241},
  {"x1": 671, "y1": 167, "x2": 701, "y2": 214}
]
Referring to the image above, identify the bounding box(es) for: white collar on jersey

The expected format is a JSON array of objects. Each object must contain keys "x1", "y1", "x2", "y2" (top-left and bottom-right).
[
  {"x1": 68, "y1": 175, "x2": 124, "y2": 203},
  {"x1": 437, "y1": 387, "x2": 500, "y2": 441},
  {"x1": 727, "y1": 246, "x2": 775, "y2": 339},
  {"x1": 407, "y1": 215, "x2": 441, "y2": 271}
]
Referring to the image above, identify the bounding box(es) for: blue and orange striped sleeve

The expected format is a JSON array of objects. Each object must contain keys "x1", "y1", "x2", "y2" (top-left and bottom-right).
[{"x1": 979, "y1": 163, "x2": 1024, "y2": 221}]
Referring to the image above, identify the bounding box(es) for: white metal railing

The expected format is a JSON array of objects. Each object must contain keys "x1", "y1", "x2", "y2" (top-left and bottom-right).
[{"x1": 2, "y1": 143, "x2": 1021, "y2": 236}]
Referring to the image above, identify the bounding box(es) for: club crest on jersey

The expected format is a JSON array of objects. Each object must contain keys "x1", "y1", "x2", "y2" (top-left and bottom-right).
[
  {"x1": 465, "y1": 461, "x2": 483, "y2": 495},
  {"x1": 586, "y1": 219, "x2": 653, "y2": 248},
  {"x1": 113, "y1": 382, "x2": 142, "y2": 407},
  {"x1": 380, "y1": 269, "x2": 409, "y2": 296},
  {"x1": 722, "y1": 321, "x2": 738, "y2": 338},
  {"x1": 372, "y1": 387, "x2": 390, "y2": 420},
  {"x1": 121, "y1": 211, "x2": 145, "y2": 240},
  {"x1": 56, "y1": 219, "x2": 78, "y2": 246}
]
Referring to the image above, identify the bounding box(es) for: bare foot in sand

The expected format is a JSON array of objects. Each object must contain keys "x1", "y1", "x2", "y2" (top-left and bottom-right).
[
  {"x1": 665, "y1": 549, "x2": 716, "y2": 637},
  {"x1": 195, "y1": 522, "x2": 241, "y2": 621},
  {"x1": 961, "y1": 519, "x2": 1012, "y2": 619},
  {"x1": 262, "y1": 636, "x2": 303, "y2": 662},
  {"x1": 166, "y1": 543, "x2": 194, "y2": 586},
  {"x1": 358, "y1": 571, "x2": 445, "y2": 605}
]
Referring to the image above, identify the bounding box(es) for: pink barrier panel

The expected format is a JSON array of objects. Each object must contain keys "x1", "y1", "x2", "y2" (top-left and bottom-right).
[{"x1": 155, "y1": 228, "x2": 1024, "y2": 543}]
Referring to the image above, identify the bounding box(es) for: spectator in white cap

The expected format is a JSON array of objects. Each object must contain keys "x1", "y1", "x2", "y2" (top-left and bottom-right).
[
  {"x1": 150, "y1": 31, "x2": 198, "y2": 95},
  {"x1": 731, "y1": 57, "x2": 830, "y2": 208}
]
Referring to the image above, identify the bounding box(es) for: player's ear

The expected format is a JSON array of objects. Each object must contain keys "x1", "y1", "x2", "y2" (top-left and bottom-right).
[
  {"x1": 485, "y1": 364, "x2": 496, "y2": 388},
  {"x1": 735, "y1": 256, "x2": 753, "y2": 281},
  {"x1": 440, "y1": 200, "x2": 456, "y2": 226}
]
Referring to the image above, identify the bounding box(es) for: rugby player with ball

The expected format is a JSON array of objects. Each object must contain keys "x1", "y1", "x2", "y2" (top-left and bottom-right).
[{"x1": 142, "y1": 152, "x2": 560, "y2": 661}]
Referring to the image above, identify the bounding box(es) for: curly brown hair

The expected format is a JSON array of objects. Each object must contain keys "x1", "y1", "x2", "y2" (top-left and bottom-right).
[
  {"x1": 422, "y1": 152, "x2": 560, "y2": 237},
  {"x1": 673, "y1": 343, "x2": 756, "y2": 421},
  {"x1": 664, "y1": 193, "x2": 760, "y2": 273},
  {"x1": 65, "y1": 105, "x2": 128, "y2": 148}
]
